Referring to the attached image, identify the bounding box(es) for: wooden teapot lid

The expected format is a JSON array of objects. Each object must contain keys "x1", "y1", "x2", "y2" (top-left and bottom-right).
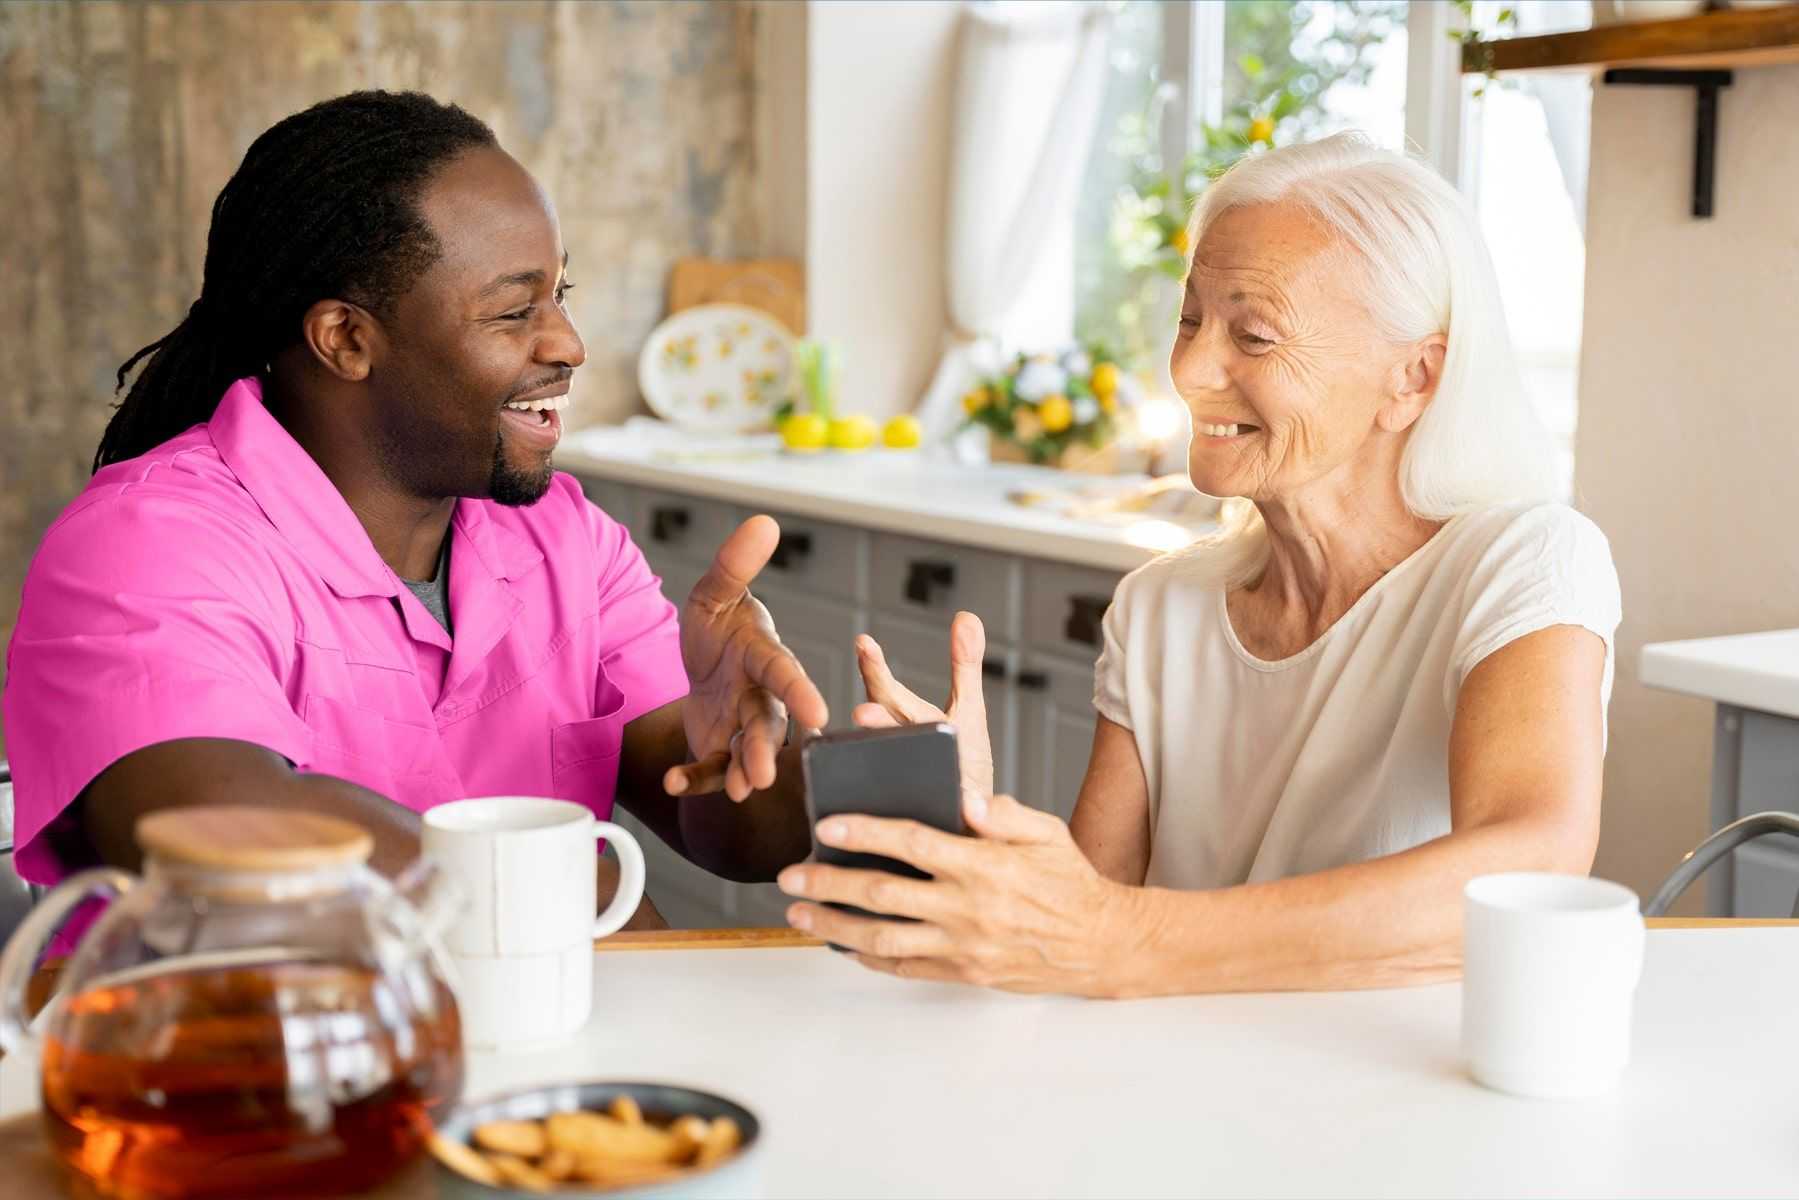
[{"x1": 136, "y1": 807, "x2": 373, "y2": 872}]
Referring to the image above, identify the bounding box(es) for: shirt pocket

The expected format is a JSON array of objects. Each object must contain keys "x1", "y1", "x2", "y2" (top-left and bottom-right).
[
  {"x1": 302, "y1": 692, "x2": 440, "y2": 800},
  {"x1": 550, "y1": 669, "x2": 629, "y2": 820}
]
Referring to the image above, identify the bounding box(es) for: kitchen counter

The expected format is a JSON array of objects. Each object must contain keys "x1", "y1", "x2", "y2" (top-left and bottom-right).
[
  {"x1": 1639, "y1": 628, "x2": 1799, "y2": 720},
  {"x1": 1640, "y1": 628, "x2": 1799, "y2": 916},
  {"x1": 553, "y1": 424, "x2": 1216, "y2": 575}
]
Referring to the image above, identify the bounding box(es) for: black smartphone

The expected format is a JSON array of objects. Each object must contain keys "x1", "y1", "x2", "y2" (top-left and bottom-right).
[{"x1": 800, "y1": 723, "x2": 965, "y2": 932}]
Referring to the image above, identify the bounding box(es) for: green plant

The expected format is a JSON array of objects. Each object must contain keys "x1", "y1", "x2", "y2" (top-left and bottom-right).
[
  {"x1": 1448, "y1": 1, "x2": 1520, "y2": 97},
  {"x1": 1083, "y1": 1, "x2": 1404, "y2": 368}
]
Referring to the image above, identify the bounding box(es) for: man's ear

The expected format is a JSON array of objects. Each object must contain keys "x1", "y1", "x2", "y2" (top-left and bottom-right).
[
  {"x1": 299, "y1": 299, "x2": 384, "y2": 383},
  {"x1": 1377, "y1": 333, "x2": 1447, "y2": 434}
]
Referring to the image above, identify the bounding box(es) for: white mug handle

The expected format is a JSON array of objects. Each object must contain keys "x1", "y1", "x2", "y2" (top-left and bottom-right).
[{"x1": 592, "y1": 821, "x2": 646, "y2": 940}]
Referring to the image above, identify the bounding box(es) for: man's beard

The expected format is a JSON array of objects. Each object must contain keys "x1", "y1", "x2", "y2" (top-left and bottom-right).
[{"x1": 487, "y1": 432, "x2": 554, "y2": 506}]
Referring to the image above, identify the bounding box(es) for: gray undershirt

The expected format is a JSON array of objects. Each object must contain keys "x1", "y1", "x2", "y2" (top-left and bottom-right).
[{"x1": 401, "y1": 538, "x2": 452, "y2": 635}]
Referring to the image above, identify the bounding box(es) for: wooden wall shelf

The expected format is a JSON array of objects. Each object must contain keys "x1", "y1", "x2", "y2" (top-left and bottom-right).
[{"x1": 1463, "y1": 7, "x2": 1799, "y2": 74}]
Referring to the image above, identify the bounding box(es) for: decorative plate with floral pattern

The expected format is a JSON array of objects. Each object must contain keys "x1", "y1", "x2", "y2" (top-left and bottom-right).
[{"x1": 637, "y1": 303, "x2": 795, "y2": 432}]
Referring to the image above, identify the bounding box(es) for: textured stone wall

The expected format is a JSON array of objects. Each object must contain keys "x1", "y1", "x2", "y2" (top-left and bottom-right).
[{"x1": 0, "y1": 1, "x2": 763, "y2": 753}]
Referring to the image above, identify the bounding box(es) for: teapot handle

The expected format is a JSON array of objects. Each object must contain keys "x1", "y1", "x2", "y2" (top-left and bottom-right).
[{"x1": 0, "y1": 868, "x2": 134, "y2": 1055}]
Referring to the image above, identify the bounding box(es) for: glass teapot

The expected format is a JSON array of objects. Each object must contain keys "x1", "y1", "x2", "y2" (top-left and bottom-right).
[{"x1": 0, "y1": 806, "x2": 465, "y2": 1199}]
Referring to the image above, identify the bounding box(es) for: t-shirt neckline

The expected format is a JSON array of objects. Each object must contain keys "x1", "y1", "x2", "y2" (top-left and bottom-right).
[{"x1": 1218, "y1": 516, "x2": 1464, "y2": 672}]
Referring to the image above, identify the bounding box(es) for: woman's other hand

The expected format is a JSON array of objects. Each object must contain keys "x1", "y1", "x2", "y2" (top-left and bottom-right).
[{"x1": 853, "y1": 610, "x2": 995, "y2": 803}]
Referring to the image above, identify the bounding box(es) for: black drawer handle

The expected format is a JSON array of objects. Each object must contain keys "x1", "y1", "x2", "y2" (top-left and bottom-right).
[
  {"x1": 981, "y1": 658, "x2": 1008, "y2": 681},
  {"x1": 1016, "y1": 670, "x2": 1049, "y2": 692},
  {"x1": 650, "y1": 506, "x2": 691, "y2": 543},
  {"x1": 904, "y1": 560, "x2": 956, "y2": 605},
  {"x1": 769, "y1": 531, "x2": 814, "y2": 570},
  {"x1": 1064, "y1": 594, "x2": 1111, "y2": 647}
]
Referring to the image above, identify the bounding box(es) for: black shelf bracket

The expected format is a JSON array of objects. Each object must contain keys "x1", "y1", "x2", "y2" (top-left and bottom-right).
[{"x1": 1602, "y1": 68, "x2": 1733, "y2": 219}]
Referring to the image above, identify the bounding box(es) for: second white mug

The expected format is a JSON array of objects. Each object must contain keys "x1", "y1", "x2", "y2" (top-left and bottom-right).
[{"x1": 1462, "y1": 872, "x2": 1645, "y2": 1099}]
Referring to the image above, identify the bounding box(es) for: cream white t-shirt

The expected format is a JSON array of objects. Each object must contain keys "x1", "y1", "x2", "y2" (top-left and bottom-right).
[{"x1": 1092, "y1": 502, "x2": 1622, "y2": 890}]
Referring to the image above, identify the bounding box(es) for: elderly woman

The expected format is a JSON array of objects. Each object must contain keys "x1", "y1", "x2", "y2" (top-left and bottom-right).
[{"x1": 776, "y1": 134, "x2": 1621, "y2": 996}]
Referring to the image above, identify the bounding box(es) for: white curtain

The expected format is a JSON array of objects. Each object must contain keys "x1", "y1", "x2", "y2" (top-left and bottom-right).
[
  {"x1": 1516, "y1": 1, "x2": 1593, "y2": 234},
  {"x1": 915, "y1": 1, "x2": 1114, "y2": 446}
]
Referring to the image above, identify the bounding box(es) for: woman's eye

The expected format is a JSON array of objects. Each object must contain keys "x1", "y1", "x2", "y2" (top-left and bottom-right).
[
  {"x1": 1238, "y1": 332, "x2": 1273, "y2": 350},
  {"x1": 555, "y1": 281, "x2": 576, "y2": 305},
  {"x1": 1178, "y1": 314, "x2": 1201, "y2": 333}
]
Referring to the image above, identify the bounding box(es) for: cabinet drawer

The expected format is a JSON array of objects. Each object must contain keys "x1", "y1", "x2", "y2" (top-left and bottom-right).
[
  {"x1": 755, "y1": 511, "x2": 866, "y2": 602},
  {"x1": 1737, "y1": 710, "x2": 1799, "y2": 821},
  {"x1": 1023, "y1": 562, "x2": 1123, "y2": 659},
  {"x1": 869, "y1": 533, "x2": 1019, "y2": 638},
  {"x1": 1732, "y1": 840, "x2": 1799, "y2": 918},
  {"x1": 631, "y1": 488, "x2": 740, "y2": 567}
]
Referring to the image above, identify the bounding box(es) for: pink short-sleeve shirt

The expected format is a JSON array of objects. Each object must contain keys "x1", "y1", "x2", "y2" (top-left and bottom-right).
[{"x1": 3, "y1": 378, "x2": 689, "y2": 882}]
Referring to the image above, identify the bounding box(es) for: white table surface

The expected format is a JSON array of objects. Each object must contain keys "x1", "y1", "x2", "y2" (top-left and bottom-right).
[
  {"x1": 6, "y1": 929, "x2": 1795, "y2": 1198},
  {"x1": 1639, "y1": 628, "x2": 1799, "y2": 720},
  {"x1": 554, "y1": 424, "x2": 1216, "y2": 574}
]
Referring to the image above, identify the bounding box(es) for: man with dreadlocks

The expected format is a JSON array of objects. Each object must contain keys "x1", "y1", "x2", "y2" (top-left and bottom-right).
[{"x1": 3, "y1": 92, "x2": 825, "y2": 928}]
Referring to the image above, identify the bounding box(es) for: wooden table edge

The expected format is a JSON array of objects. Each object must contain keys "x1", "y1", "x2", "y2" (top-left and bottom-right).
[{"x1": 592, "y1": 927, "x2": 824, "y2": 951}]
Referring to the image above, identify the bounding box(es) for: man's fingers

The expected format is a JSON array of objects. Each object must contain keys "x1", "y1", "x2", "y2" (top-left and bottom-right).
[
  {"x1": 734, "y1": 689, "x2": 787, "y2": 795},
  {"x1": 688, "y1": 515, "x2": 780, "y2": 613},
  {"x1": 664, "y1": 750, "x2": 731, "y2": 797},
  {"x1": 734, "y1": 630, "x2": 829, "y2": 731},
  {"x1": 855, "y1": 635, "x2": 942, "y2": 723}
]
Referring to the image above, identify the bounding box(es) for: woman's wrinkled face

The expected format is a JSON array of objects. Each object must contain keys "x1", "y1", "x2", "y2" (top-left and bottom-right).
[{"x1": 1170, "y1": 202, "x2": 1408, "y2": 503}]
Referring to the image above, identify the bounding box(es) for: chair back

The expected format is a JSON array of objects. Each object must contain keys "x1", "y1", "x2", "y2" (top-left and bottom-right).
[{"x1": 1644, "y1": 811, "x2": 1799, "y2": 918}]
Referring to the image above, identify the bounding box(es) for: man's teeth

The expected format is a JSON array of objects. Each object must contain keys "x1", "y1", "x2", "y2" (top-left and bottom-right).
[
  {"x1": 1200, "y1": 422, "x2": 1254, "y2": 437},
  {"x1": 503, "y1": 395, "x2": 570, "y2": 412}
]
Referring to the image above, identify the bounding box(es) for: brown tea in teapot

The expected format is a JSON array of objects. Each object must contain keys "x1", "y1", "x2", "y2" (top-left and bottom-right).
[{"x1": 42, "y1": 954, "x2": 461, "y2": 1199}]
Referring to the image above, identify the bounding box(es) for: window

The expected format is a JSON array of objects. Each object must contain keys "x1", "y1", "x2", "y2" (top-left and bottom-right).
[{"x1": 1075, "y1": 0, "x2": 1590, "y2": 492}]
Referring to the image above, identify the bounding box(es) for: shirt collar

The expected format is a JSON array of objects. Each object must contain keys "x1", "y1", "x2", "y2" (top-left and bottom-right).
[{"x1": 208, "y1": 377, "x2": 542, "y2": 599}]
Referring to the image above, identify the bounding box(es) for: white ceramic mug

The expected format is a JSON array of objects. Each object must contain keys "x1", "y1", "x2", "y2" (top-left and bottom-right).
[
  {"x1": 1462, "y1": 872, "x2": 1646, "y2": 1099},
  {"x1": 423, "y1": 796, "x2": 645, "y2": 1047}
]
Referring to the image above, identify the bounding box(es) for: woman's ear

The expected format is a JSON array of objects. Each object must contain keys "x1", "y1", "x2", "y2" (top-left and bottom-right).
[
  {"x1": 300, "y1": 298, "x2": 384, "y2": 383},
  {"x1": 1377, "y1": 333, "x2": 1447, "y2": 434}
]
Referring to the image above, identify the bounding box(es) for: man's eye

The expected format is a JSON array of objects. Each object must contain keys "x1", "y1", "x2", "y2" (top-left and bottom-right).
[
  {"x1": 1178, "y1": 314, "x2": 1200, "y2": 330},
  {"x1": 1239, "y1": 332, "x2": 1272, "y2": 349},
  {"x1": 501, "y1": 306, "x2": 534, "y2": 322},
  {"x1": 556, "y1": 281, "x2": 576, "y2": 304}
]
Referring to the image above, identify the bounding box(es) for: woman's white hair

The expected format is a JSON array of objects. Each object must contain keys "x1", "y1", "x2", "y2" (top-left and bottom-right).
[{"x1": 1178, "y1": 132, "x2": 1559, "y2": 583}]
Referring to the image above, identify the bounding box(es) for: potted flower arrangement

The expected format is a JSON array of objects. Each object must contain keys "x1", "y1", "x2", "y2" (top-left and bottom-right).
[{"x1": 960, "y1": 344, "x2": 1141, "y2": 471}]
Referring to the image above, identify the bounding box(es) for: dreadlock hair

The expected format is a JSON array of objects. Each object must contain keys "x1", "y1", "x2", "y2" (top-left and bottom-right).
[{"x1": 94, "y1": 91, "x2": 497, "y2": 472}]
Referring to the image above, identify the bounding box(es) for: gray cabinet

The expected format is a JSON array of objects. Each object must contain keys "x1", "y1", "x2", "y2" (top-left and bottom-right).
[
  {"x1": 1707, "y1": 706, "x2": 1799, "y2": 916},
  {"x1": 1015, "y1": 655, "x2": 1103, "y2": 823},
  {"x1": 573, "y1": 472, "x2": 1123, "y2": 927}
]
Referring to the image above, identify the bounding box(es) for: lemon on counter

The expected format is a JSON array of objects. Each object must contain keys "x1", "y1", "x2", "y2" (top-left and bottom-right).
[
  {"x1": 1090, "y1": 362, "x2": 1119, "y2": 397},
  {"x1": 828, "y1": 413, "x2": 879, "y2": 451},
  {"x1": 780, "y1": 412, "x2": 830, "y2": 452},
  {"x1": 881, "y1": 414, "x2": 923, "y2": 449},
  {"x1": 1038, "y1": 394, "x2": 1073, "y2": 434}
]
